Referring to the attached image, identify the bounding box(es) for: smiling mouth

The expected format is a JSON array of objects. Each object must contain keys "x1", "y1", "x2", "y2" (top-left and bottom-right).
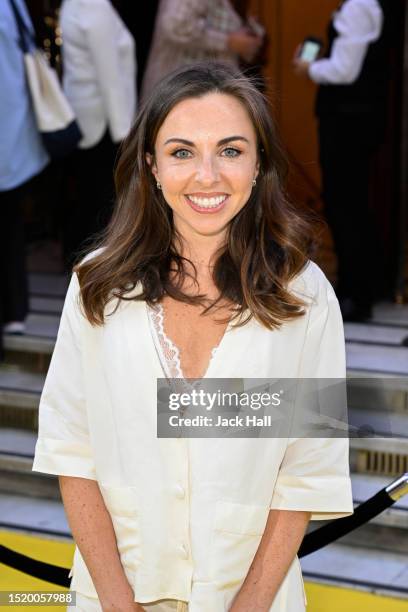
[{"x1": 185, "y1": 194, "x2": 229, "y2": 211}]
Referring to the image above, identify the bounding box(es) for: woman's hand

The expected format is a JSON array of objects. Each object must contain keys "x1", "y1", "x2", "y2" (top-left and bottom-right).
[{"x1": 227, "y1": 28, "x2": 263, "y2": 63}]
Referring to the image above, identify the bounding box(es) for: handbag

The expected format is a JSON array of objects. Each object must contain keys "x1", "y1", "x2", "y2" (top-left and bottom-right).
[{"x1": 9, "y1": 0, "x2": 82, "y2": 158}]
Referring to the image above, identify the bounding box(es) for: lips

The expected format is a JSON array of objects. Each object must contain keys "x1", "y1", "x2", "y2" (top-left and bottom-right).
[{"x1": 185, "y1": 194, "x2": 229, "y2": 213}]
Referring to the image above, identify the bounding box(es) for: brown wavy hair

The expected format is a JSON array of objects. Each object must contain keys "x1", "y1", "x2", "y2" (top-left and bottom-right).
[{"x1": 73, "y1": 61, "x2": 320, "y2": 330}]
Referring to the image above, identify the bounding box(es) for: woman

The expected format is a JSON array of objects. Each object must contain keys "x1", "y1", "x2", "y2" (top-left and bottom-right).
[
  {"x1": 32, "y1": 62, "x2": 353, "y2": 611},
  {"x1": 59, "y1": 0, "x2": 137, "y2": 270}
]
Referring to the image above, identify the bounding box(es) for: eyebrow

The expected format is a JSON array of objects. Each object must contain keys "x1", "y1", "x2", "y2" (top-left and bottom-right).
[{"x1": 163, "y1": 136, "x2": 250, "y2": 146}]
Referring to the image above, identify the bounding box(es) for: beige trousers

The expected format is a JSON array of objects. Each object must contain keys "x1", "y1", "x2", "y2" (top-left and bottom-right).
[{"x1": 72, "y1": 593, "x2": 188, "y2": 611}]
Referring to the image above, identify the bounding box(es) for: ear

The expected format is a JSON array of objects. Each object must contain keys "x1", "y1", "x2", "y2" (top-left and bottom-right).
[
  {"x1": 255, "y1": 158, "x2": 260, "y2": 180},
  {"x1": 145, "y1": 152, "x2": 158, "y2": 180}
]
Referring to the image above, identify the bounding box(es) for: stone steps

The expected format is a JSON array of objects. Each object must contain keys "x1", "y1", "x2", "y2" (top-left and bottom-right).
[
  {"x1": 28, "y1": 272, "x2": 69, "y2": 299},
  {"x1": 0, "y1": 491, "x2": 69, "y2": 536},
  {"x1": 300, "y1": 541, "x2": 408, "y2": 599},
  {"x1": 30, "y1": 295, "x2": 64, "y2": 316},
  {"x1": 346, "y1": 344, "x2": 408, "y2": 375},
  {"x1": 344, "y1": 322, "x2": 408, "y2": 346},
  {"x1": 349, "y1": 407, "x2": 408, "y2": 438}
]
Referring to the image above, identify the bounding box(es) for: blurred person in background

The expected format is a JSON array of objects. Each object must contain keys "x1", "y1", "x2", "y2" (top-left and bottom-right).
[
  {"x1": 140, "y1": 0, "x2": 264, "y2": 103},
  {"x1": 293, "y1": 0, "x2": 388, "y2": 322},
  {"x1": 0, "y1": 0, "x2": 49, "y2": 352},
  {"x1": 60, "y1": 0, "x2": 137, "y2": 271}
]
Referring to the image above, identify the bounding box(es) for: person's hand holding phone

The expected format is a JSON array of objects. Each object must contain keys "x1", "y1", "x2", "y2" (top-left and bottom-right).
[{"x1": 293, "y1": 37, "x2": 322, "y2": 78}]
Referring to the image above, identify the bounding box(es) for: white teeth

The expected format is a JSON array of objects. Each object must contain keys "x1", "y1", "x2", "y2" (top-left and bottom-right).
[{"x1": 187, "y1": 195, "x2": 227, "y2": 208}]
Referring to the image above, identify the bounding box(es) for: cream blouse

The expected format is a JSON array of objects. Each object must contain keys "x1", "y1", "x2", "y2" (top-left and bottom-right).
[{"x1": 32, "y1": 247, "x2": 354, "y2": 611}]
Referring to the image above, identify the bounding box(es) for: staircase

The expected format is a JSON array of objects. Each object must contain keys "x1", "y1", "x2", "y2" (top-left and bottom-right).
[
  {"x1": 0, "y1": 248, "x2": 407, "y2": 602},
  {"x1": 302, "y1": 311, "x2": 408, "y2": 599},
  {"x1": 0, "y1": 269, "x2": 67, "y2": 530}
]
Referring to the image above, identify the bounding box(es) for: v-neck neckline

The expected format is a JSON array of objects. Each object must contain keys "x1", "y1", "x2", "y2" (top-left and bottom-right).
[{"x1": 144, "y1": 300, "x2": 234, "y2": 381}]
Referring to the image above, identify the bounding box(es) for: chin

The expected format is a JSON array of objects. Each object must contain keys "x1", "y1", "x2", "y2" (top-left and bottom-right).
[{"x1": 189, "y1": 220, "x2": 229, "y2": 237}]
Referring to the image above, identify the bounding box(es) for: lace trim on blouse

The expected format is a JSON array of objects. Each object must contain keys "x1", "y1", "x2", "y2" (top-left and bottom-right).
[{"x1": 146, "y1": 302, "x2": 219, "y2": 389}]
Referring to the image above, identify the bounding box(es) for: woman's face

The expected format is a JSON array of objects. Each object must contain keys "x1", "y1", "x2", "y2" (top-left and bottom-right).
[{"x1": 146, "y1": 92, "x2": 260, "y2": 243}]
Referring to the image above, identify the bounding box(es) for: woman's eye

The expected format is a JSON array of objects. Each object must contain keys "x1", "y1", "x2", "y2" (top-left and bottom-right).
[
  {"x1": 172, "y1": 149, "x2": 192, "y2": 159},
  {"x1": 222, "y1": 147, "x2": 241, "y2": 158}
]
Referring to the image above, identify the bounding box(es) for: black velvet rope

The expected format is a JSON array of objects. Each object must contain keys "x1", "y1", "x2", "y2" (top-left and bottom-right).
[
  {"x1": 0, "y1": 545, "x2": 70, "y2": 587},
  {"x1": 298, "y1": 488, "x2": 395, "y2": 557}
]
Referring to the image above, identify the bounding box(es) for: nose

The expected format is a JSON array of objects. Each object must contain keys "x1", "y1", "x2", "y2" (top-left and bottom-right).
[{"x1": 195, "y1": 154, "x2": 220, "y2": 185}]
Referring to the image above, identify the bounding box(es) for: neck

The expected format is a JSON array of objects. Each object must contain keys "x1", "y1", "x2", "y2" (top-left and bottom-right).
[{"x1": 177, "y1": 230, "x2": 227, "y2": 269}]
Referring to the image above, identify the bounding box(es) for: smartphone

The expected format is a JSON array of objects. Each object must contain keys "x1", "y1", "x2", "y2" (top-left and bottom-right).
[{"x1": 298, "y1": 37, "x2": 323, "y2": 62}]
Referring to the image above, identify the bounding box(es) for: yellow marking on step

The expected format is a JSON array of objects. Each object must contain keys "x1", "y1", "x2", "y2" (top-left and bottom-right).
[
  {"x1": 1, "y1": 530, "x2": 407, "y2": 610},
  {"x1": 0, "y1": 530, "x2": 74, "y2": 610},
  {"x1": 305, "y1": 580, "x2": 408, "y2": 611}
]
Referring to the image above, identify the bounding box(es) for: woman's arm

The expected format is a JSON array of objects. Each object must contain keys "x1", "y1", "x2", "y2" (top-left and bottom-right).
[
  {"x1": 229, "y1": 509, "x2": 311, "y2": 611},
  {"x1": 59, "y1": 476, "x2": 144, "y2": 612}
]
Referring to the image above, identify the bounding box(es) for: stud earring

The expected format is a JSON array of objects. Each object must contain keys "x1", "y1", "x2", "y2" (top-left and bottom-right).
[
  {"x1": 156, "y1": 181, "x2": 162, "y2": 190},
  {"x1": 252, "y1": 178, "x2": 257, "y2": 186}
]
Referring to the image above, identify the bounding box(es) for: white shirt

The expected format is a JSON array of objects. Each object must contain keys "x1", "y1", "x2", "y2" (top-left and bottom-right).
[
  {"x1": 309, "y1": 0, "x2": 383, "y2": 85},
  {"x1": 32, "y1": 248, "x2": 353, "y2": 611},
  {"x1": 60, "y1": 0, "x2": 137, "y2": 148}
]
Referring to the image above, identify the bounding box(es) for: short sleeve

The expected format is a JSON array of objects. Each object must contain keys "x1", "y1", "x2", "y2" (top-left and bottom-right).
[
  {"x1": 32, "y1": 272, "x2": 97, "y2": 480},
  {"x1": 270, "y1": 269, "x2": 354, "y2": 520}
]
